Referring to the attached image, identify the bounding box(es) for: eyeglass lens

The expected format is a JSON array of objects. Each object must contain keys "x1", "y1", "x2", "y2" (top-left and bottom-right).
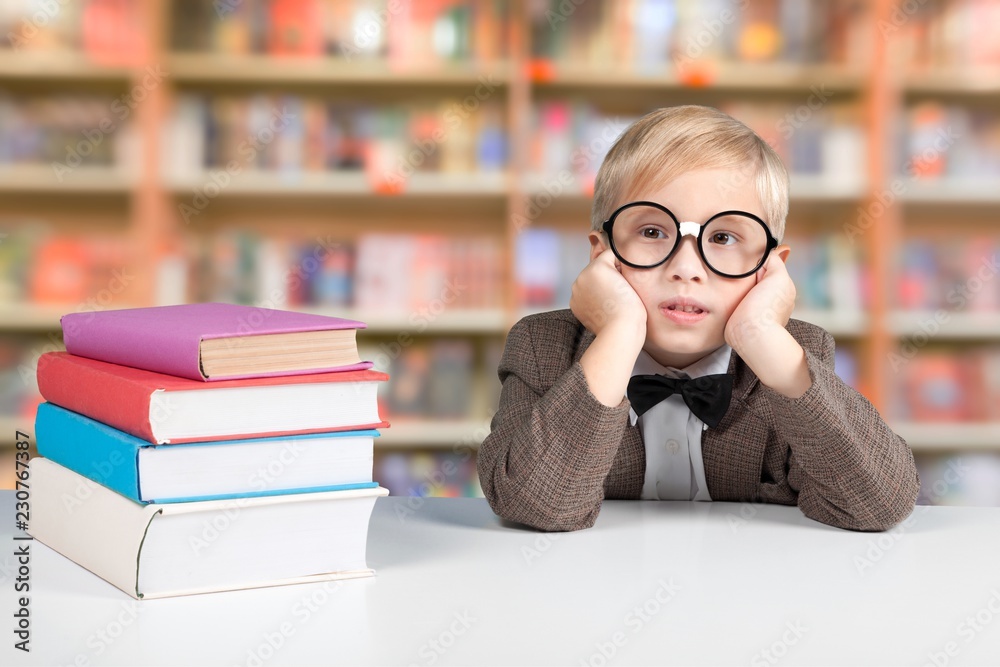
[{"x1": 610, "y1": 204, "x2": 768, "y2": 276}]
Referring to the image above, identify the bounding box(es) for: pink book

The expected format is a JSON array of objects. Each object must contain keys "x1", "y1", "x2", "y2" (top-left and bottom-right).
[{"x1": 61, "y1": 302, "x2": 374, "y2": 381}]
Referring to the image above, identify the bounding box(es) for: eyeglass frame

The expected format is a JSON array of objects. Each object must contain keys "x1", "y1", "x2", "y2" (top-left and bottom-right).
[{"x1": 601, "y1": 200, "x2": 779, "y2": 279}]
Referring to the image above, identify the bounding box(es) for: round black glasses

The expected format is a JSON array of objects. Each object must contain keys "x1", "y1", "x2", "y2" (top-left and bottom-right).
[{"x1": 601, "y1": 201, "x2": 778, "y2": 279}]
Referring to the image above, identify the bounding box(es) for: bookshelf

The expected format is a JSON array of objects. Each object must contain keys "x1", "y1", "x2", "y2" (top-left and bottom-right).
[{"x1": 1, "y1": 0, "x2": 998, "y2": 503}]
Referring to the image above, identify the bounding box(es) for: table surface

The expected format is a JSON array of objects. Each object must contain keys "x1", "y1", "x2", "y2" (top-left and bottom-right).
[{"x1": 2, "y1": 492, "x2": 1000, "y2": 667}]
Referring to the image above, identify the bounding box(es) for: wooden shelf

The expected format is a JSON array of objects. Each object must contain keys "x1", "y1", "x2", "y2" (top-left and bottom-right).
[
  {"x1": 0, "y1": 165, "x2": 134, "y2": 194},
  {"x1": 0, "y1": 304, "x2": 66, "y2": 332},
  {"x1": 788, "y1": 175, "x2": 868, "y2": 201},
  {"x1": 901, "y1": 181, "x2": 1000, "y2": 205},
  {"x1": 894, "y1": 422, "x2": 1000, "y2": 451},
  {"x1": 0, "y1": 54, "x2": 133, "y2": 82},
  {"x1": 0, "y1": 417, "x2": 29, "y2": 442},
  {"x1": 534, "y1": 62, "x2": 864, "y2": 93},
  {"x1": 520, "y1": 173, "x2": 867, "y2": 202},
  {"x1": 168, "y1": 53, "x2": 512, "y2": 87},
  {"x1": 325, "y1": 308, "x2": 507, "y2": 334},
  {"x1": 0, "y1": 303, "x2": 508, "y2": 335},
  {"x1": 792, "y1": 310, "x2": 869, "y2": 337},
  {"x1": 889, "y1": 311, "x2": 1000, "y2": 340},
  {"x1": 905, "y1": 68, "x2": 1000, "y2": 96},
  {"x1": 166, "y1": 170, "x2": 510, "y2": 198},
  {"x1": 376, "y1": 419, "x2": 488, "y2": 449}
]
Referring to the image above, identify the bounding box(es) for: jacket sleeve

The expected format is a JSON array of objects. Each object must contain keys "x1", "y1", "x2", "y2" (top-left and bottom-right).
[
  {"x1": 477, "y1": 317, "x2": 632, "y2": 531},
  {"x1": 759, "y1": 328, "x2": 921, "y2": 531}
]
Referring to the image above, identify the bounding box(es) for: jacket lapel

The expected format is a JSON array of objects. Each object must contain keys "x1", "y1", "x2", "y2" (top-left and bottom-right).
[{"x1": 700, "y1": 348, "x2": 763, "y2": 501}]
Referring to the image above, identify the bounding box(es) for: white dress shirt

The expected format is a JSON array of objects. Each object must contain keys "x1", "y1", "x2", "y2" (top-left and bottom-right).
[{"x1": 628, "y1": 344, "x2": 733, "y2": 501}]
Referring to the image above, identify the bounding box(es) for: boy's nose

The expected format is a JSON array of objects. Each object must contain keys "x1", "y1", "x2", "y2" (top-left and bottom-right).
[{"x1": 664, "y1": 236, "x2": 707, "y2": 282}]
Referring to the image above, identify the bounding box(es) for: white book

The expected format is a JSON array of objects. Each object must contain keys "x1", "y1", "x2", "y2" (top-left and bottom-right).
[{"x1": 27, "y1": 458, "x2": 388, "y2": 600}]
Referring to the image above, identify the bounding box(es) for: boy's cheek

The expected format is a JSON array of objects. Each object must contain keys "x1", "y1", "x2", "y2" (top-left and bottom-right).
[{"x1": 624, "y1": 269, "x2": 660, "y2": 294}]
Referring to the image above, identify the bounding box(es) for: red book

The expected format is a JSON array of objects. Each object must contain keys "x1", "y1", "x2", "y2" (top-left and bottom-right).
[
  {"x1": 37, "y1": 352, "x2": 389, "y2": 445},
  {"x1": 904, "y1": 353, "x2": 969, "y2": 422},
  {"x1": 267, "y1": 0, "x2": 323, "y2": 57}
]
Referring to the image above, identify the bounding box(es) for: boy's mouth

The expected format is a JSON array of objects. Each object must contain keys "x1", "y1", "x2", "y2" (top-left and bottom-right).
[
  {"x1": 660, "y1": 297, "x2": 710, "y2": 325},
  {"x1": 661, "y1": 297, "x2": 709, "y2": 314},
  {"x1": 666, "y1": 304, "x2": 705, "y2": 314}
]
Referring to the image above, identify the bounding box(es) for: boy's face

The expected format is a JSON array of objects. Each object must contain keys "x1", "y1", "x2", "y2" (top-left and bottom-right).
[{"x1": 588, "y1": 167, "x2": 790, "y2": 370}]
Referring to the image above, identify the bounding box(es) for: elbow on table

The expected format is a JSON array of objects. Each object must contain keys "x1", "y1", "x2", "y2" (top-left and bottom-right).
[
  {"x1": 808, "y1": 473, "x2": 921, "y2": 533},
  {"x1": 482, "y1": 482, "x2": 601, "y2": 532},
  {"x1": 863, "y1": 474, "x2": 922, "y2": 532}
]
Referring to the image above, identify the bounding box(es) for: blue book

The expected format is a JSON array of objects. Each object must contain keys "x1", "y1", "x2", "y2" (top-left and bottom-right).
[{"x1": 35, "y1": 402, "x2": 379, "y2": 505}]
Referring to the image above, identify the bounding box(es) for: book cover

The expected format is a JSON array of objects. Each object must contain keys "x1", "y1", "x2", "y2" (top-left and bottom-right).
[
  {"x1": 36, "y1": 351, "x2": 389, "y2": 444},
  {"x1": 28, "y1": 458, "x2": 388, "y2": 600},
  {"x1": 61, "y1": 302, "x2": 373, "y2": 381},
  {"x1": 35, "y1": 402, "x2": 380, "y2": 504},
  {"x1": 267, "y1": 0, "x2": 323, "y2": 57}
]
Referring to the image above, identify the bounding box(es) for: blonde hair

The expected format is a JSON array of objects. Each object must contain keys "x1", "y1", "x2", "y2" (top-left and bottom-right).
[{"x1": 592, "y1": 105, "x2": 789, "y2": 242}]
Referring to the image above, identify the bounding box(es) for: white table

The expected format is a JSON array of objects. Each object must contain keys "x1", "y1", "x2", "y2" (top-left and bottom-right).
[{"x1": 3, "y1": 492, "x2": 1000, "y2": 666}]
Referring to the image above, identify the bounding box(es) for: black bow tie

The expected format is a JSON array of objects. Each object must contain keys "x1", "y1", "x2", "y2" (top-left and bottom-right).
[{"x1": 626, "y1": 373, "x2": 733, "y2": 428}]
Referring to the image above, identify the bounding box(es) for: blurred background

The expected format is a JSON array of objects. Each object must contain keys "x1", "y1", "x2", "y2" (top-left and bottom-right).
[{"x1": 1, "y1": 0, "x2": 998, "y2": 505}]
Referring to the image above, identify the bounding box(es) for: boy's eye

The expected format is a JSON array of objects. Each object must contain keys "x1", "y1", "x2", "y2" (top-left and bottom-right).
[
  {"x1": 708, "y1": 231, "x2": 738, "y2": 246},
  {"x1": 639, "y1": 226, "x2": 667, "y2": 240}
]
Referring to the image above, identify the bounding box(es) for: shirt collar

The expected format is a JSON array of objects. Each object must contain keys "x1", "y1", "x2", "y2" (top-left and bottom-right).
[{"x1": 631, "y1": 343, "x2": 733, "y2": 379}]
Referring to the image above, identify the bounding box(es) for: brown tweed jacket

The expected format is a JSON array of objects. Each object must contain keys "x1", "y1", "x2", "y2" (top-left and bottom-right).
[{"x1": 477, "y1": 309, "x2": 921, "y2": 532}]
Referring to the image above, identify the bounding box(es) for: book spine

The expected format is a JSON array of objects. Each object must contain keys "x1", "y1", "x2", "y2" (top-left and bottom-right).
[
  {"x1": 35, "y1": 402, "x2": 143, "y2": 502},
  {"x1": 36, "y1": 353, "x2": 158, "y2": 444},
  {"x1": 27, "y1": 458, "x2": 154, "y2": 599},
  {"x1": 60, "y1": 312, "x2": 204, "y2": 381}
]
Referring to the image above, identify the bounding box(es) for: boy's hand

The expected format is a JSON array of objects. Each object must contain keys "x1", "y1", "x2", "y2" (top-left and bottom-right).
[
  {"x1": 570, "y1": 248, "x2": 646, "y2": 337},
  {"x1": 725, "y1": 248, "x2": 812, "y2": 398},
  {"x1": 724, "y1": 251, "x2": 796, "y2": 354}
]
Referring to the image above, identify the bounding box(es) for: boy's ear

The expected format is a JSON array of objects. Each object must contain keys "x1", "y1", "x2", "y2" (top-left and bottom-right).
[
  {"x1": 588, "y1": 231, "x2": 607, "y2": 262},
  {"x1": 775, "y1": 244, "x2": 791, "y2": 263}
]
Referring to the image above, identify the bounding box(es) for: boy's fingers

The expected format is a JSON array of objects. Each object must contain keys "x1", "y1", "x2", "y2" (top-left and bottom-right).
[
  {"x1": 597, "y1": 248, "x2": 617, "y2": 264},
  {"x1": 767, "y1": 251, "x2": 789, "y2": 275},
  {"x1": 591, "y1": 248, "x2": 621, "y2": 271},
  {"x1": 756, "y1": 252, "x2": 788, "y2": 283}
]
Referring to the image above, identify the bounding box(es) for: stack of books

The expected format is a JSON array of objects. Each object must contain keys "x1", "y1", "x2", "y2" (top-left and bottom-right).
[{"x1": 27, "y1": 302, "x2": 390, "y2": 599}]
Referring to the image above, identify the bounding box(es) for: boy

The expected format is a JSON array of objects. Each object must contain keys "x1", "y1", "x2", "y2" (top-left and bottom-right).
[{"x1": 477, "y1": 105, "x2": 920, "y2": 532}]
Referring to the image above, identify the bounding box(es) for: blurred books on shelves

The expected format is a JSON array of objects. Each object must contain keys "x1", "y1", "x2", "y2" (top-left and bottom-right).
[
  {"x1": 0, "y1": 337, "x2": 42, "y2": 427},
  {"x1": 169, "y1": 0, "x2": 507, "y2": 67},
  {"x1": 0, "y1": 0, "x2": 142, "y2": 65},
  {"x1": 784, "y1": 232, "x2": 868, "y2": 313},
  {"x1": 528, "y1": 0, "x2": 870, "y2": 74},
  {"x1": 163, "y1": 93, "x2": 507, "y2": 192},
  {"x1": 381, "y1": 339, "x2": 474, "y2": 420},
  {"x1": 893, "y1": 345, "x2": 1000, "y2": 425},
  {"x1": 525, "y1": 100, "x2": 866, "y2": 197},
  {"x1": 0, "y1": 225, "x2": 132, "y2": 307},
  {"x1": 895, "y1": 235, "x2": 1000, "y2": 313},
  {"x1": 193, "y1": 230, "x2": 504, "y2": 318},
  {"x1": 915, "y1": 453, "x2": 1000, "y2": 506},
  {"x1": 525, "y1": 102, "x2": 635, "y2": 195},
  {"x1": 375, "y1": 450, "x2": 482, "y2": 498},
  {"x1": 900, "y1": 103, "x2": 1000, "y2": 190},
  {"x1": 515, "y1": 227, "x2": 590, "y2": 312},
  {"x1": 0, "y1": 94, "x2": 138, "y2": 176},
  {"x1": 896, "y1": 0, "x2": 1000, "y2": 72},
  {"x1": 722, "y1": 101, "x2": 867, "y2": 194},
  {"x1": 354, "y1": 234, "x2": 503, "y2": 312},
  {"x1": 361, "y1": 335, "x2": 502, "y2": 432}
]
